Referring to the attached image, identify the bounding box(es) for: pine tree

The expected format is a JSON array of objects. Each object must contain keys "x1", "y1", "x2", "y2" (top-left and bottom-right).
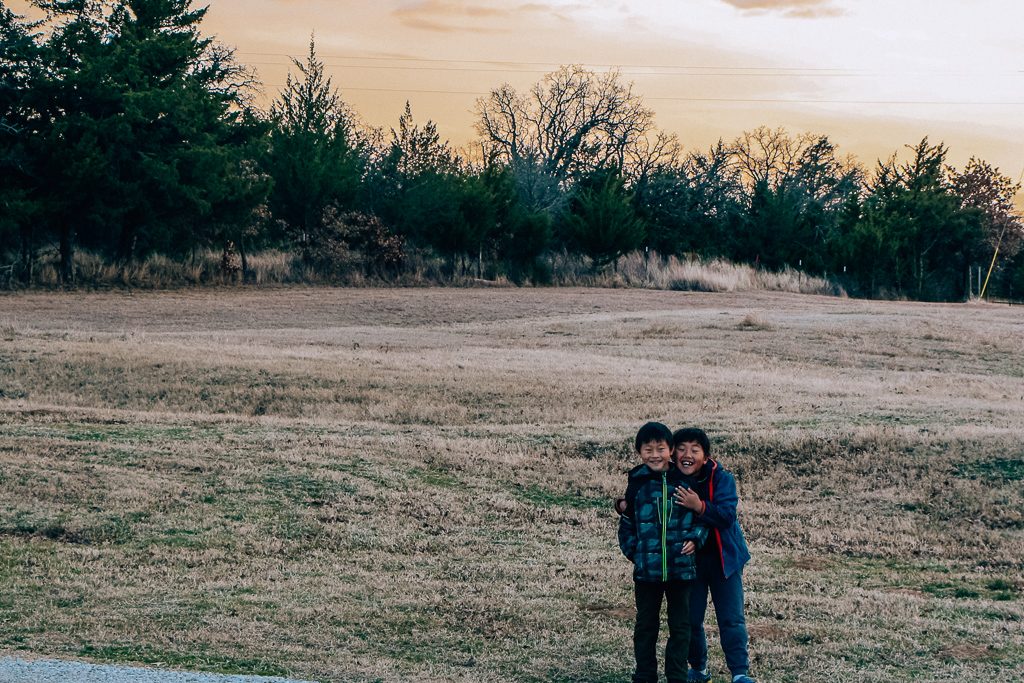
[
  {"x1": 563, "y1": 168, "x2": 645, "y2": 270},
  {"x1": 263, "y1": 37, "x2": 363, "y2": 245},
  {"x1": 17, "y1": 0, "x2": 263, "y2": 281}
]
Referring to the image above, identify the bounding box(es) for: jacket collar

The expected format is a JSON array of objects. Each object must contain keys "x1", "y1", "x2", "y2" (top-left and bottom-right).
[{"x1": 695, "y1": 459, "x2": 717, "y2": 483}]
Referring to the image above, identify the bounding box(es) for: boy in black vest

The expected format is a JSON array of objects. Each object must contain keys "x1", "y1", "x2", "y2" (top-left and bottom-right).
[{"x1": 617, "y1": 422, "x2": 709, "y2": 683}]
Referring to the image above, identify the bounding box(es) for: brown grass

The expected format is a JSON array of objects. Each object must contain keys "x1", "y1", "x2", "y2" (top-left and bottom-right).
[
  {"x1": 0, "y1": 288, "x2": 1021, "y2": 682},
  {"x1": 18, "y1": 248, "x2": 840, "y2": 295},
  {"x1": 546, "y1": 251, "x2": 840, "y2": 295}
]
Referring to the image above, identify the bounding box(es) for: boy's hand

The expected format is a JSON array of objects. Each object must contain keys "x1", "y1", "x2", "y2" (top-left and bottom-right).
[
  {"x1": 681, "y1": 541, "x2": 696, "y2": 555},
  {"x1": 614, "y1": 498, "x2": 627, "y2": 515},
  {"x1": 674, "y1": 487, "x2": 703, "y2": 512}
]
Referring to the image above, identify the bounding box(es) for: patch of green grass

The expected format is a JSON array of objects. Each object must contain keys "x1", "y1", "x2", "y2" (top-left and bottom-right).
[
  {"x1": 512, "y1": 483, "x2": 608, "y2": 510},
  {"x1": 956, "y1": 456, "x2": 1024, "y2": 482},
  {"x1": 77, "y1": 643, "x2": 291, "y2": 678},
  {"x1": 80, "y1": 447, "x2": 145, "y2": 467},
  {"x1": 10, "y1": 422, "x2": 204, "y2": 445},
  {"x1": 804, "y1": 555, "x2": 949, "y2": 585},
  {"x1": 152, "y1": 527, "x2": 206, "y2": 549},
  {"x1": 573, "y1": 440, "x2": 631, "y2": 460},
  {"x1": 921, "y1": 578, "x2": 1018, "y2": 601},
  {"x1": 0, "y1": 510, "x2": 142, "y2": 546},
  {"x1": 976, "y1": 607, "x2": 1021, "y2": 621},
  {"x1": 0, "y1": 511, "x2": 69, "y2": 541},
  {"x1": 538, "y1": 669, "x2": 626, "y2": 683},
  {"x1": 66, "y1": 429, "x2": 110, "y2": 442},
  {"x1": 103, "y1": 425, "x2": 194, "y2": 442},
  {"x1": 52, "y1": 593, "x2": 85, "y2": 608},
  {"x1": 326, "y1": 456, "x2": 397, "y2": 489},
  {"x1": 986, "y1": 578, "x2": 1016, "y2": 592},
  {"x1": 921, "y1": 582, "x2": 974, "y2": 599},
  {"x1": 261, "y1": 468, "x2": 355, "y2": 507},
  {"x1": 406, "y1": 467, "x2": 462, "y2": 489},
  {"x1": 71, "y1": 514, "x2": 139, "y2": 545}
]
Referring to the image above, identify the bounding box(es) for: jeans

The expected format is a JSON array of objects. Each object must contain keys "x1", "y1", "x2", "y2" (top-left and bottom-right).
[
  {"x1": 633, "y1": 580, "x2": 691, "y2": 683},
  {"x1": 688, "y1": 553, "x2": 750, "y2": 676}
]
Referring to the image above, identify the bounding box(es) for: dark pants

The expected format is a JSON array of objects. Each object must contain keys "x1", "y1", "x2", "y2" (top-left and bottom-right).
[
  {"x1": 688, "y1": 553, "x2": 750, "y2": 677},
  {"x1": 633, "y1": 580, "x2": 691, "y2": 683}
]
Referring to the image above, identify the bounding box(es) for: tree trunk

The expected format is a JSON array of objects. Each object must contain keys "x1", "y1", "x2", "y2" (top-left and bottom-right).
[
  {"x1": 19, "y1": 228, "x2": 33, "y2": 285},
  {"x1": 118, "y1": 224, "x2": 136, "y2": 264},
  {"x1": 59, "y1": 226, "x2": 74, "y2": 286},
  {"x1": 239, "y1": 238, "x2": 249, "y2": 282},
  {"x1": 917, "y1": 253, "x2": 924, "y2": 300}
]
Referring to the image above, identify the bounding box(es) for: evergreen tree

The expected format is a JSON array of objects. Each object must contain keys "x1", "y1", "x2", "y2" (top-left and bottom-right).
[
  {"x1": 0, "y1": 5, "x2": 44, "y2": 281},
  {"x1": 729, "y1": 130, "x2": 861, "y2": 272},
  {"x1": 480, "y1": 163, "x2": 551, "y2": 282},
  {"x1": 371, "y1": 103, "x2": 497, "y2": 275},
  {"x1": 264, "y1": 38, "x2": 363, "y2": 247},
  {"x1": 19, "y1": 0, "x2": 264, "y2": 281},
  {"x1": 856, "y1": 139, "x2": 980, "y2": 299},
  {"x1": 562, "y1": 167, "x2": 645, "y2": 270}
]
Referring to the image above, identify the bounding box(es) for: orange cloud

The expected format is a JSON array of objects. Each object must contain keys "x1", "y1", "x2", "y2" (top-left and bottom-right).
[
  {"x1": 720, "y1": 0, "x2": 844, "y2": 18},
  {"x1": 392, "y1": 1, "x2": 577, "y2": 32}
]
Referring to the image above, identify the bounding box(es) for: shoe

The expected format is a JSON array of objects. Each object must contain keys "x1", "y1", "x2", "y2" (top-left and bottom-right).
[
  {"x1": 732, "y1": 676, "x2": 756, "y2": 683},
  {"x1": 687, "y1": 670, "x2": 712, "y2": 683}
]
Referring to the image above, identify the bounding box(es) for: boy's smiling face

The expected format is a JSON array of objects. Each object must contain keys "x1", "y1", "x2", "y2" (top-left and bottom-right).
[
  {"x1": 638, "y1": 439, "x2": 672, "y2": 472},
  {"x1": 675, "y1": 441, "x2": 707, "y2": 476}
]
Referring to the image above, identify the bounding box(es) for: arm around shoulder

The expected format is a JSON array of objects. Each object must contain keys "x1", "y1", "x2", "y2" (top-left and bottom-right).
[
  {"x1": 699, "y1": 467, "x2": 739, "y2": 529},
  {"x1": 688, "y1": 519, "x2": 710, "y2": 549},
  {"x1": 617, "y1": 511, "x2": 638, "y2": 562}
]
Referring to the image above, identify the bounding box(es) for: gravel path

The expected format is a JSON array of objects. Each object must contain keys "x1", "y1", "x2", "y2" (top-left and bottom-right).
[{"x1": 0, "y1": 658, "x2": 318, "y2": 683}]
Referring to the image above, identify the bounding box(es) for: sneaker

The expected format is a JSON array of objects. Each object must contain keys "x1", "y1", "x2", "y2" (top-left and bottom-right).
[
  {"x1": 732, "y1": 676, "x2": 756, "y2": 683},
  {"x1": 687, "y1": 670, "x2": 712, "y2": 683}
]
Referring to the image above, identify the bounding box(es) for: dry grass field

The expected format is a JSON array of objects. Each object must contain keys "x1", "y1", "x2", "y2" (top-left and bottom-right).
[{"x1": 0, "y1": 287, "x2": 1022, "y2": 682}]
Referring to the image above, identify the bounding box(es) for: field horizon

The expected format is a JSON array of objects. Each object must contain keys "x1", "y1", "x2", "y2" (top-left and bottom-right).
[{"x1": 1, "y1": 287, "x2": 1021, "y2": 682}]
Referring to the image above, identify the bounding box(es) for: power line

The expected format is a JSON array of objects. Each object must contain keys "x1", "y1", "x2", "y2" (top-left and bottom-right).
[
  {"x1": 247, "y1": 54, "x2": 1024, "y2": 106},
  {"x1": 237, "y1": 51, "x2": 1024, "y2": 77},
  {"x1": 246, "y1": 61, "x2": 879, "y2": 77},
  {"x1": 646, "y1": 97, "x2": 1024, "y2": 105},
  {"x1": 235, "y1": 51, "x2": 865, "y2": 72},
  {"x1": 259, "y1": 84, "x2": 1024, "y2": 106}
]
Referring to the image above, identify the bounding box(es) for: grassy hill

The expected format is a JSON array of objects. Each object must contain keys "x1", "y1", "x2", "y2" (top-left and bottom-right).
[{"x1": 0, "y1": 288, "x2": 1021, "y2": 682}]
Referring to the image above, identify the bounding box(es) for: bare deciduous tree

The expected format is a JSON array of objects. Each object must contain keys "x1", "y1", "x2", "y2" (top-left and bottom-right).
[
  {"x1": 950, "y1": 157, "x2": 1023, "y2": 256},
  {"x1": 624, "y1": 129, "x2": 682, "y2": 183},
  {"x1": 730, "y1": 125, "x2": 815, "y2": 190},
  {"x1": 475, "y1": 65, "x2": 658, "y2": 183}
]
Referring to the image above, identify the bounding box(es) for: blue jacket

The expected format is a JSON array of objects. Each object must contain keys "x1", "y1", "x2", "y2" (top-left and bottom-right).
[
  {"x1": 691, "y1": 459, "x2": 750, "y2": 579},
  {"x1": 618, "y1": 464, "x2": 708, "y2": 583}
]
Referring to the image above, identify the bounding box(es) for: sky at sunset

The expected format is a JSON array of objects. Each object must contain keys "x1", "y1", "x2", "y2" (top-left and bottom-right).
[{"x1": 11, "y1": 0, "x2": 1024, "y2": 186}]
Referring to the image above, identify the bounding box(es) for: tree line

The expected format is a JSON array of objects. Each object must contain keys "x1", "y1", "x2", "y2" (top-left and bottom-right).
[{"x1": 2, "y1": 0, "x2": 1022, "y2": 300}]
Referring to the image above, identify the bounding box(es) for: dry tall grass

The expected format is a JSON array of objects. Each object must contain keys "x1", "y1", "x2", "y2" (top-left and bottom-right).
[
  {"x1": 550, "y1": 251, "x2": 841, "y2": 295},
  {"x1": 0, "y1": 288, "x2": 1020, "y2": 682},
  {"x1": 18, "y1": 248, "x2": 840, "y2": 295},
  {"x1": 31, "y1": 249, "x2": 305, "y2": 288}
]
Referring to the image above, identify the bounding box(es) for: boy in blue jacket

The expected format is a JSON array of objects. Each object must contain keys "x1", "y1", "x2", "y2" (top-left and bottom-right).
[
  {"x1": 618, "y1": 422, "x2": 709, "y2": 683},
  {"x1": 672, "y1": 427, "x2": 755, "y2": 683}
]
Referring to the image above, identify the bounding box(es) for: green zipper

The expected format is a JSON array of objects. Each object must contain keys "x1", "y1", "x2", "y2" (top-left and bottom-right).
[{"x1": 661, "y1": 472, "x2": 668, "y2": 581}]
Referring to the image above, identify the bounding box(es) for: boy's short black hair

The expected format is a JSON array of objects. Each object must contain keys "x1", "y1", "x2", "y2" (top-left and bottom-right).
[
  {"x1": 635, "y1": 422, "x2": 673, "y2": 451},
  {"x1": 672, "y1": 427, "x2": 711, "y2": 455}
]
